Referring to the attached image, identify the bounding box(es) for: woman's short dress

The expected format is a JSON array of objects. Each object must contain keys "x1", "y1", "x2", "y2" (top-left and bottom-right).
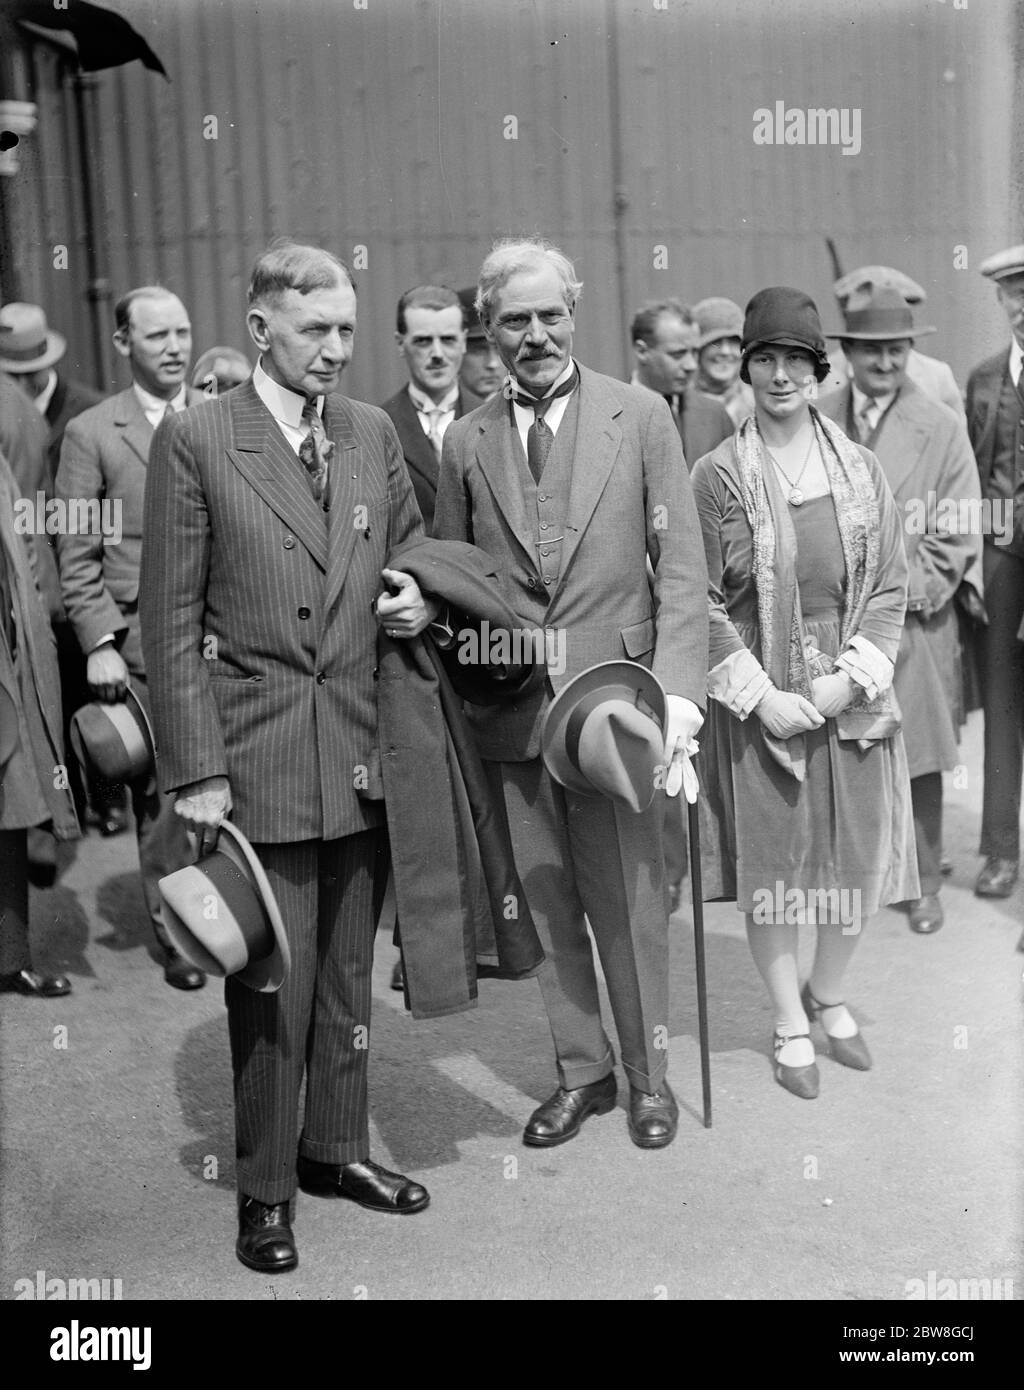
[{"x1": 701, "y1": 492, "x2": 919, "y2": 923}]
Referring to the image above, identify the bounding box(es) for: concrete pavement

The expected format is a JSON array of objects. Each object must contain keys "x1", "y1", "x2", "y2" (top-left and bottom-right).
[{"x1": 1, "y1": 711, "x2": 1020, "y2": 1302}]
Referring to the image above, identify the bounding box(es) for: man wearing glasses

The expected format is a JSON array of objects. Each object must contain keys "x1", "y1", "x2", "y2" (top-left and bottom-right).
[{"x1": 434, "y1": 238, "x2": 709, "y2": 1151}]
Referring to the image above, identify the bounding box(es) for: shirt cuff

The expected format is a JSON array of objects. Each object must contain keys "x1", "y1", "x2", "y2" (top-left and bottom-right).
[
  {"x1": 708, "y1": 648, "x2": 773, "y2": 719},
  {"x1": 91, "y1": 633, "x2": 117, "y2": 652},
  {"x1": 834, "y1": 635, "x2": 894, "y2": 700}
]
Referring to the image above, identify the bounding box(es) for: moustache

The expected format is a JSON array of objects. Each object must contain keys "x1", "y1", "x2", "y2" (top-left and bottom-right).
[{"x1": 518, "y1": 349, "x2": 558, "y2": 362}]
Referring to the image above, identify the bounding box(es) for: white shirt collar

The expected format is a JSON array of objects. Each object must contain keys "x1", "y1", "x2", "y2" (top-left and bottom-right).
[
  {"x1": 133, "y1": 380, "x2": 188, "y2": 423},
  {"x1": 32, "y1": 369, "x2": 59, "y2": 416},
  {"x1": 514, "y1": 358, "x2": 576, "y2": 401},
  {"x1": 851, "y1": 382, "x2": 895, "y2": 420},
  {"x1": 1009, "y1": 338, "x2": 1023, "y2": 388},
  {"x1": 408, "y1": 381, "x2": 459, "y2": 415},
  {"x1": 253, "y1": 358, "x2": 323, "y2": 428}
]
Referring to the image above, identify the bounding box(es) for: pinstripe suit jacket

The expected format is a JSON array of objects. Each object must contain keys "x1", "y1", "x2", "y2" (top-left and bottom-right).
[
  {"x1": 138, "y1": 379, "x2": 423, "y2": 843},
  {"x1": 434, "y1": 364, "x2": 709, "y2": 761}
]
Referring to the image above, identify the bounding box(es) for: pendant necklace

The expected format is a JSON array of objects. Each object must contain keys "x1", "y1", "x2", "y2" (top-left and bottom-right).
[{"x1": 765, "y1": 428, "x2": 816, "y2": 506}]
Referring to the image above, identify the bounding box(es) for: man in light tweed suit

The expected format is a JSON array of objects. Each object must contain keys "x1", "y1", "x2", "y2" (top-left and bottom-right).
[
  {"x1": 434, "y1": 238, "x2": 709, "y2": 1151},
  {"x1": 140, "y1": 243, "x2": 436, "y2": 1273}
]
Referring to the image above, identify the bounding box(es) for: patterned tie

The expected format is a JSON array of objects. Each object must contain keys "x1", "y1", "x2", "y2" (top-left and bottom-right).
[
  {"x1": 299, "y1": 400, "x2": 333, "y2": 503},
  {"x1": 516, "y1": 369, "x2": 578, "y2": 483},
  {"x1": 422, "y1": 406, "x2": 445, "y2": 461}
]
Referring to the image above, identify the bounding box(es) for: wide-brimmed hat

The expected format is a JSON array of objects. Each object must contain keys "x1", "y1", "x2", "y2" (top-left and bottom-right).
[
  {"x1": 979, "y1": 244, "x2": 1024, "y2": 284},
  {"x1": 827, "y1": 283, "x2": 935, "y2": 341},
  {"x1": 458, "y1": 286, "x2": 487, "y2": 341},
  {"x1": 693, "y1": 297, "x2": 744, "y2": 349},
  {"x1": 833, "y1": 265, "x2": 926, "y2": 307},
  {"x1": 0, "y1": 302, "x2": 66, "y2": 373},
  {"x1": 739, "y1": 287, "x2": 831, "y2": 384},
  {"x1": 69, "y1": 685, "x2": 155, "y2": 785},
  {"x1": 159, "y1": 821, "x2": 290, "y2": 992},
  {"x1": 542, "y1": 661, "x2": 668, "y2": 813}
]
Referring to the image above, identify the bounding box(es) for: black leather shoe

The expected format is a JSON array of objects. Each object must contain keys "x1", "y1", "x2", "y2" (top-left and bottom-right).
[
  {"x1": 236, "y1": 1195, "x2": 297, "y2": 1273},
  {"x1": 772, "y1": 1031, "x2": 820, "y2": 1099},
  {"x1": 390, "y1": 957, "x2": 404, "y2": 991},
  {"x1": 908, "y1": 893, "x2": 944, "y2": 934},
  {"x1": 975, "y1": 857, "x2": 1019, "y2": 899},
  {"x1": 523, "y1": 1073, "x2": 618, "y2": 1147},
  {"x1": 627, "y1": 1081, "x2": 678, "y2": 1148},
  {"x1": 163, "y1": 948, "x2": 206, "y2": 991},
  {"x1": 0, "y1": 968, "x2": 71, "y2": 998},
  {"x1": 800, "y1": 984, "x2": 872, "y2": 1072},
  {"x1": 296, "y1": 1156, "x2": 429, "y2": 1214}
]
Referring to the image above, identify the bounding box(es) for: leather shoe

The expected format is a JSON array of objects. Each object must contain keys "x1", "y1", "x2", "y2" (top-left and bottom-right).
[
  {"x1": 772, "y1": 1031, "x2": 820, "y2": 1099},
  {"x1": 627, "y1": 1081, "x2": 678, "y2": 1148},
  {"x1": 975, "y1": 857, "x2": 1019, "y2": 899},
  {"x1": 98, "y1": 811, "x2": 127, "y2": 837},
  {"x1": 390, "y1": 956, "x2": 404, "y2": 991},
  {"x1": 236, "y1": 1195, "x2": 297, "y2": 1273},
  {"x1": 297, "y1": 1156, "x2": 429, "y2": 1214},
  {"x1": 908, "y1": 893, "x2": 944, "y2": 934},
  {"x1": 523, "y1": 1073, "x2": 617, "y2": 1147},
  {"x1": 0, "y1": 968, "x2": 71, "y2": 998},
  {"x1": 163, "y1": 948, "x2": 205, "y2": 991}
]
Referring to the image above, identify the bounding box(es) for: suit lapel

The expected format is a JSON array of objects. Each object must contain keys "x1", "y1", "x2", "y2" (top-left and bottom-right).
[
  {"x1": 871, "y1": 388, "x2": 928, "y2": 500},
  {"x1": 554, "y1": 368, "x2": 621, "y2": 592},
  {"x1": 970, "y1": 353, "x2": 1009, "y2": 478},
  {"x1": 225, "y1": 380, "x2": 327, "y2": 572},
  {"x1": 473, "y1": 402, "x2": 540, "y2": 569},
  {"x1": 112, "y1": 388, "x2": 153, "y2": 466},
  {"x1": 321, "y1": 395, "x2": 363, "y2": 614},
  {"x1": 393, "y1": 389, "x2": 439, "y2": 494}
]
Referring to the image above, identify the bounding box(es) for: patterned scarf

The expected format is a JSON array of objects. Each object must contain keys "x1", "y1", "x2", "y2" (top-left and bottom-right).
[{"x1": 732, "y1": 406, "x2": 888, "y2": 730}]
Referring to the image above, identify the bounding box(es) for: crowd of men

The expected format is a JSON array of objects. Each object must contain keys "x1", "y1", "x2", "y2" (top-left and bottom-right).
[{"x1": 1, "y1": 237, "x2": 1021, "y2": 1273}]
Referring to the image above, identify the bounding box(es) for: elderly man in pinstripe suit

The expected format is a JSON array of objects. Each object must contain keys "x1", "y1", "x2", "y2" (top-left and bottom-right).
[{"x1": 140, "y1": 243, "x2": 436, "y2": 1274}]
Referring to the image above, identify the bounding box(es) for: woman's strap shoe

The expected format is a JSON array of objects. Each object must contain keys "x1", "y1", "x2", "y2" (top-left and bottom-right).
[
  {"x1": 801, "y1": 983, "x2": 872, "y2": 1071},
  {"x1": 772, "y1": 1031, "x2": 820, "y2": 1100}
]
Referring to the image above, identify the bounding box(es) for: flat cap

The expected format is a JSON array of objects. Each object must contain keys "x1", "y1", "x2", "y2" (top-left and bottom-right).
[{"x1": 979, "y1": 245, "x2": 1024, "y2": 282}]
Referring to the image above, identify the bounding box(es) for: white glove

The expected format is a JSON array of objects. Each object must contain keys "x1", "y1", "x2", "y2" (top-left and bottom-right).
[
  {"x1": 754, "y1": 686, "x2": 824, "y2": 738},
  {"x1": 810, "y1": 673, "x2": 855, "y2": 717},
  {"x1": 663, "y1": 695, "x2": 703, "y2": 803}
]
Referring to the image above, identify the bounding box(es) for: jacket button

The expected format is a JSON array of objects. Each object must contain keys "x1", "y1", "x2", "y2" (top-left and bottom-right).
[
  {"x1": 543, "y1": 577, "x2": 553, "y2": 586},
  {"x1": 297, "y1": 606, "x2": 311, "y2": 620},
  {"x1": 315, "y1": 671, "x2": 326, "y2": 685},
  {"x1": 540, "y1": 522, "x2": 549, "y2": 531},
  {"x1": 283, "y1": 535, "x2": 295, "y2": 549},
  {"x1": 527, "y1": 578, "x2": 536, "y2": 588}
]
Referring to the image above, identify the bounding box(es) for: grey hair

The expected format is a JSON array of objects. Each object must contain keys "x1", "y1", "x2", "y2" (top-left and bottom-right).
[{"x1": 475, "y1": 237, "x2": 583, "y2": 324}]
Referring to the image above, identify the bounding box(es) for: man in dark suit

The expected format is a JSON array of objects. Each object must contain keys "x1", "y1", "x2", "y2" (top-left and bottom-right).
[
  {"x1": 820, "y1": 285, "x2": 984, "y2": 933},
  {"x1": 965, "y1": 245, "x2": 1024, "y2": 899},
  {"x1": 55, "y1": 285, "x2": 204, "y2": 988},
  {"x1": 380, "y1": 284, "x2": 477, "y2": 534},
  {"x1": 140, "y1": 242, "x2": 435, "y2": 1273},
  {"x1": 435, "y1": 238, "x2": 709, "y2": 1151},
  {"x1": 630, "y1": 298, "x2": 734, "y2": 469}
]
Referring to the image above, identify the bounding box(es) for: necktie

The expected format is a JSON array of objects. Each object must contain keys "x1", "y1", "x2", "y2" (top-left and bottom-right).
[
  {"x1": 515, "y1": 369, "x2": 578, "y2": 484},
  {"x1": 0, "y1": 550, "x2": 14, "y2": 660},
  {"x1": 663, "y1": 393, "x2": 682, "y2": 418},
  {"x1": 299, "y1": 400, "x2": 333, "y2": 503},
  {"x1": 857, "y1": 400, "x2": 878, "y2": 443},
  {"x1": 422, "y1": 406, "x2": 445, "y2": 461}
]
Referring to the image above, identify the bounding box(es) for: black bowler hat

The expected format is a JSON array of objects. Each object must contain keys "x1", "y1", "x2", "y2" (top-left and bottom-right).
[
  {"x1": 740, "y1": 287, "x2": 831, "y2": 384},
  {"x1": 457, "y1": 286, "x2": 486, "y2": 341}
]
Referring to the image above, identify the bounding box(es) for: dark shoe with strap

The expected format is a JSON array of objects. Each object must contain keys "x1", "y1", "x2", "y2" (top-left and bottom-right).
[
  {"x1": 163, "y1": 947, "x2": 206, "y2": 991},
  {"x1": 390, "y1": 956, "x2": 404, "y2": 991},
  {"x1": 236, "y1": 1195, "x2": 297, "y2": 1273},
  {"x1": 975, "y1": 857, "x2": 1019, "y2": 899},
  {"x1": 908, "y1": 893, "x2": 944, "y2": 935},
  {"x1": 523, "y1": 1073, "x2": 618, "y2": 1147},
  {"x1": 297, "y1": 1156, "x2": 429, "y2": 1214},
  {"x1": 772, "y1": 1030, "x2": 820, "y2": 1099},
  {"x1": 801, "y1": 983, "x2": 872, "y2": 1071},
  {"x1": 0, "y1": 968, "x2": 71, "y2": 998},
  {"x1": 627, "y1": 1081, "x2": 678, "y2": 1148}
]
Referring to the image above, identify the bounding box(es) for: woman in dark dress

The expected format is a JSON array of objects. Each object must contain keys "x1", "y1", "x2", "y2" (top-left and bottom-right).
[{"x1": 691, "y1": 288, "x2": 919, "y2": 1099}]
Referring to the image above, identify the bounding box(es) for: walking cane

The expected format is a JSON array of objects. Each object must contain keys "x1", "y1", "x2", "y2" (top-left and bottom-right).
[{"x1": 685, "y1": 765, "x2": 713, "y2": 1128}]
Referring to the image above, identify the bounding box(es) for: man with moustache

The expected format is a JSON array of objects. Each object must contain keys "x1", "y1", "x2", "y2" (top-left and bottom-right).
[
  {"x1": 381, "y1": 284, "x2": 476, "y2": 534},
  {"x1": 820, "y1": 284, "x2": 983, "y2": 934},
  {"x1": 140, "y1": 242, "x2": 434, "y2": 1273},
  {"x1": 964, "y1": 245, "x2": 1024, "y2": 899},
  {"x1": 435, "y1": 238, "x2": 708, "y2": 1150},
  {"x1": 55, "y1": 285, "x2": 204, "y2": 988},
  {"x1": 630, "y1": 299, "x2": 733, "y2": 469}
]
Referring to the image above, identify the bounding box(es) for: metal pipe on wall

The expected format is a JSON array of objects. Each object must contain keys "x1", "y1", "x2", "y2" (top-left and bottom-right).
[{"x1": 70, "y1": 69, "x2": 112, "y2": 391}]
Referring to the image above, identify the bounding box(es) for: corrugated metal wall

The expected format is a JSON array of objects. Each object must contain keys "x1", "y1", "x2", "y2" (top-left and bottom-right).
[{"x1": 3, "y1": 0, "x2": 1015, "y2": 401}]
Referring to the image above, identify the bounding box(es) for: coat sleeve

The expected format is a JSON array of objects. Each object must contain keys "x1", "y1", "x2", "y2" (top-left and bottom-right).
[
  {"x1": 641, "y1": 393, "x2": 709, "y2": 708},
  {"x1": 907, "y1": 418, "x2": 983, "y2": 618},
  {"x1": 138, "y1": 411, "x2": 228, "y2": 793},
  {"x1": 433, "y1": 421, "x2": 473, "y2": 545},
  {"x1": 54, "y1": 413, "x2": 128, "y2": 654}
]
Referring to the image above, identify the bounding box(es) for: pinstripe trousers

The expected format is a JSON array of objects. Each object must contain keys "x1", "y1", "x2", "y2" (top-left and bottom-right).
[{"x1": 225, "y1": 828, "x2": 389, "y2": 1205}]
